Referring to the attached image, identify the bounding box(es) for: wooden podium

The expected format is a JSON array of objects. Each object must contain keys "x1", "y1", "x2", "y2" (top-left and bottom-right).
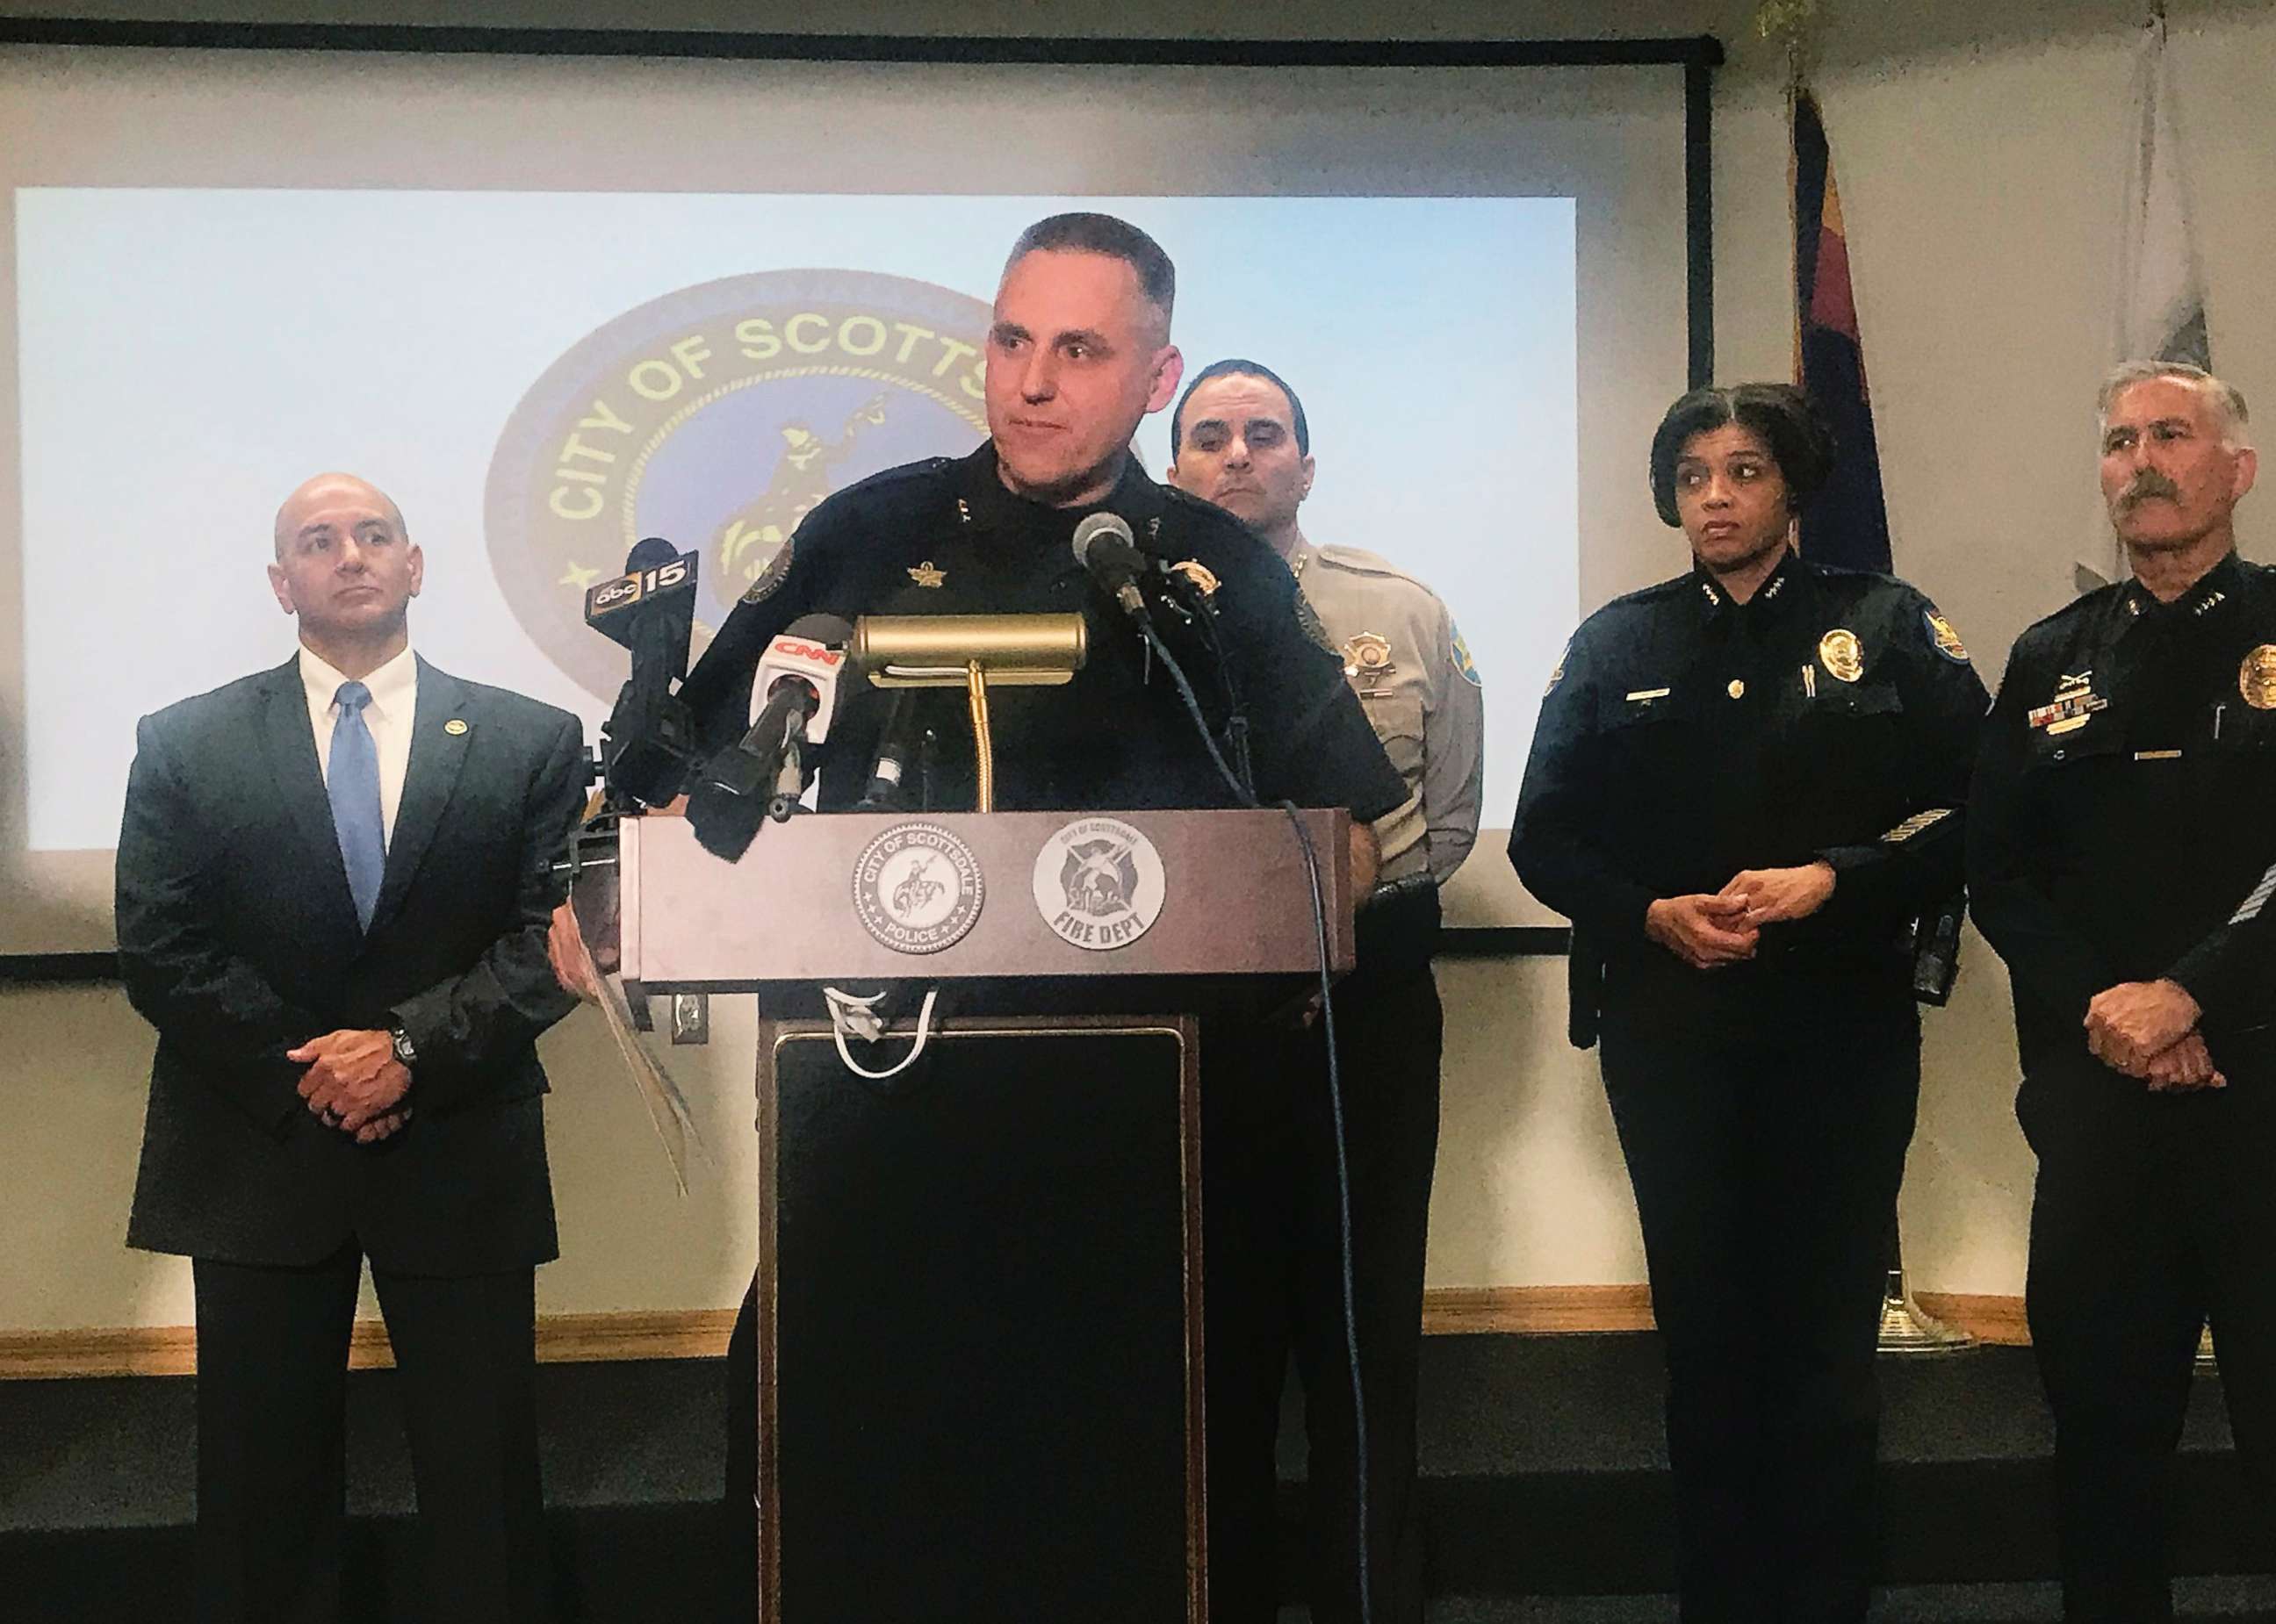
[{"x1": 614, "y1": 808, "x2": 1355, "y2": 1624}]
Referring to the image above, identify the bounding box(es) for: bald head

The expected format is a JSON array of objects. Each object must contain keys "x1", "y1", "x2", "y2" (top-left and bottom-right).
[{"x1": 274, "y1": 472, "x2": 407, "y2": 560}]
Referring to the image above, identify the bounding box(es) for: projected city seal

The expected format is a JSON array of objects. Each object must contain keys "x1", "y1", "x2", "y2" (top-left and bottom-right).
[
  {"x1": 853, "y1": 822, "x2": 985, "y2": 955},
  {"x1": 1033, "y1": 816, "x2": 1167, "y2": 952},
  {"x1": 486, "y1": 269, "x2": 992, "y2": 700}
]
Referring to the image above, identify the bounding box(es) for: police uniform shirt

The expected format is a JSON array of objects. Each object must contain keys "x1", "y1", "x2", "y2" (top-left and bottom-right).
[
  {"x1": 1970, "y1": 551, "x2": 2276, "y2": 1078},
  {"x1": 680, "y1": 442, "x2": 1408, "y2": 823},
  {"x1": 1287, "y1": 538, "x2": 1485, "y2": 886},
  {"x1": 1509, "y1": 551, "x2": 1989, "y2": 1032}
]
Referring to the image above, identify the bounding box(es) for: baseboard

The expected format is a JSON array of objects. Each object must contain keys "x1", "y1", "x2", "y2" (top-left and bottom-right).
[
  {"x1": 0, "y1": 1309, "x2": 742, "y2": 1380},
  {"x1": 0, "y1": 1290, "x2": 2030, "y2": 1380},
  {"x1": 1419, "y1": 1283, "x2": 1655, "y2": 1334}
]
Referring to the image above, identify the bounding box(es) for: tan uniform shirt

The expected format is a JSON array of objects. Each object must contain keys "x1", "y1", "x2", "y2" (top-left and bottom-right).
[{"x1": 1290, "y1": 538, "x2": 1485, "y2": 885}]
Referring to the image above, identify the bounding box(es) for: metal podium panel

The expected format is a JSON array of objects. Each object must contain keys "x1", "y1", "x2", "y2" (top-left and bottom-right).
[
  {"x1": 753, "y1": 1016, "x2": 1206, "y2": 1624},
  {"x1": 618, "y1": 807, "x2": 1352, "y2": 995}
]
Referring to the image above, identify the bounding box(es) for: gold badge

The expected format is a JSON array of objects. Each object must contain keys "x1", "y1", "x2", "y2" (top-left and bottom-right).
[
  {"x1": 1343, "y1": 631, "x2": 1397, "y2": 683},
  {"x1": 907, "y1": 561, "x2": 946, "y2": 589},
  {"x1": 1818, "y1": 629, "x2": 1864, "y2": 683},
  {"x1": 1170, "y1": 559, "x2": 1220, "y2": 599},
  {"x1": 1923, "y1": 607, "x2": 1970, "y2": 664},
  {"x1": 443, "y1": 718, "x2": 469, "y2": 737},
  {"x1": 2241, "y1": 645, "x2": 2276, "y2": 710}
]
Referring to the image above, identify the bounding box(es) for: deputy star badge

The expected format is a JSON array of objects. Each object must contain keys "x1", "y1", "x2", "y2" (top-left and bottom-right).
[
  {"x1": 1343, "y1": 631, "x2": 1397, "y2": 684},
  {"x1": 1818, "y1": 628, "x2": 1865, "y2": 683},
  {"x1": 907, "y1": 561, "x2": 947, "y2": 589}
]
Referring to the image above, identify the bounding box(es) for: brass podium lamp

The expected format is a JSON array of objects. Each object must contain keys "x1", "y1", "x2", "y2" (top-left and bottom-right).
[{"x1": 853, "y1": 614, "x2": 1087, "y2": 812}]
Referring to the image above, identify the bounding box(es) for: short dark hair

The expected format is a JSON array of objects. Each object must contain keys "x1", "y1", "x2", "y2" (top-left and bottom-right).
[
  {"x1": 1647, "y1": 383, "x2": 1837, "y2": 528},
  {"x1": 1005, "y1": 212, "x2": 1176, "y2": 323},
  {"x1": 1170, "y1": 358, "x2": 1310, "y2": 460}
]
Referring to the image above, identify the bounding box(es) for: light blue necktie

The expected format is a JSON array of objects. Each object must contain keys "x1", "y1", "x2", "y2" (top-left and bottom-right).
[{"x1": 328, "y1": 680, "x2": 385, "y2": 931}]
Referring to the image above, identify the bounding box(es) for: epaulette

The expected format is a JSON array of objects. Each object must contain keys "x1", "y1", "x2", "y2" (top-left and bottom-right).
[
  {"x1": 825, "y1": 455, "x2": 957, "y2": 506},
  {"x1": 1158, "y1": 481, "x2": 1257, "y2": 536},
  {"x1": 1312, "y1": 543, "x2": 1446, "y2": 601}
]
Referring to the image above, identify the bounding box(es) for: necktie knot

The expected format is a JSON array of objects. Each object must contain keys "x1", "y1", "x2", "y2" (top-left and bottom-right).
[{"x1": 335, "y1": 680, "x2": 372, "y2": 715}]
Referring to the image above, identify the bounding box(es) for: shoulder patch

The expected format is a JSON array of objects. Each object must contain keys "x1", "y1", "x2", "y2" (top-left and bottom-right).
[
  {"x1": 739, "y1": 533, "x2": 795, "y2": 605},
  {"x1": 1542, "y1": 636, "x2": 1571, "y2": 697},
  {"x1": 1451, "y1": 623, "x2": 1483, "y2": 687},
  {"x1": 1922, "y1": 606, "x2": 1970, "y2": 664}
]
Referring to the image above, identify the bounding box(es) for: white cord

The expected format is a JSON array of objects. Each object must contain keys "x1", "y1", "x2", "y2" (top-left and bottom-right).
[{"x1": 822, "y1": 984, "x2": 940, "y2": 1080}]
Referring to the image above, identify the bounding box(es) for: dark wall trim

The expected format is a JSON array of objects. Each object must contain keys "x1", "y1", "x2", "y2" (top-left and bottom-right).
[
  {"x1": 0, "y1": 20, "x2": 1724, "y2": 68},
  {"x1": 1438, "y1": 927, "x2": 1569, "y2": 959},
  {"x1": 1684, "y1": 58, "x2": 1716, "y2": 387},
  {"x1": 0, "y1": 951, "x2": 119, "y2": 984}
]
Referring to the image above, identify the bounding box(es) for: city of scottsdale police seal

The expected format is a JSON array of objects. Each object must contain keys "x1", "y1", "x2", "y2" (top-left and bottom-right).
[
  {"x1": 1033, "y1": 817, "x2": 1167, "y2": 952},
  {"x1": 853, "y1": 823, "x2": 984, "y2": 955},
  {"x1": 486, "y1": 269, "x2": 990, "y2": 701}
]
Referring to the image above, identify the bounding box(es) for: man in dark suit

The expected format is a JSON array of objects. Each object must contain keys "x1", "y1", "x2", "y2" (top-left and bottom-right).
[{"x1": 117, "y1": 471, "x2": 587, "y2": 1624}]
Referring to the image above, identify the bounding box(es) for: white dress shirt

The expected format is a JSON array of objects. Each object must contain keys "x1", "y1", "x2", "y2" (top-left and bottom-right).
[{"x1": 299, "y1": 643, "x2": 418, "y2": 848}]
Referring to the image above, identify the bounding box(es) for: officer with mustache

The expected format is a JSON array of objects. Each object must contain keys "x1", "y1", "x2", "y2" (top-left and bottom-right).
[{"x1": 1969, "y1": 359, "x2": 2276, "y2": 1621}]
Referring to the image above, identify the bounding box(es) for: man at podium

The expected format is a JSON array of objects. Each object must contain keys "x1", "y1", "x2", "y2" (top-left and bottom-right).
[{"x1": 561, "y1": 212, "x2": 1407, "y2": 1622}]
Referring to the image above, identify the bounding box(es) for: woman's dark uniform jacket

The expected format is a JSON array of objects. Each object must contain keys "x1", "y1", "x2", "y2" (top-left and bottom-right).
[
  {"x1": 678, "y1": 441, "x2": 1406, "y2": 823},
  {"x1": 116, "y1": 660, "x2": 587, "y2": 1274},
  {"x1": 1510, "y1": 555, "x2": 1990, "y2": 1032}
]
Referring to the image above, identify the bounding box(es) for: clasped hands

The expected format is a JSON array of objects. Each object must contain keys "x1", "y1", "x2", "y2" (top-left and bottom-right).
[
  {"x1": 1644, "y1": 862, "x2": 1837, "y2": 972},
  {"x1": 2085, "y1": 979, "x2": 2225, "y2": 1093},
  {"x1": 291, "y1": 1029, "x2": 414, "y2": 1143}
]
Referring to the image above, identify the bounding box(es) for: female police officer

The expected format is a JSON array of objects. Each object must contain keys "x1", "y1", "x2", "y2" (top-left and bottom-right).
[{"x1": 1509, "y1": 384, "x2": 1987, "y2": 1622}]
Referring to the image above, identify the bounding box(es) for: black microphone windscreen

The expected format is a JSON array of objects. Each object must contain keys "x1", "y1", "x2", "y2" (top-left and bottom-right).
[
  {"x1": 784, "y1": 613, "x2": 854, "y2": 643},
  {"x1": 624, "y1": 535, "x2": 679, "y2": 571}
]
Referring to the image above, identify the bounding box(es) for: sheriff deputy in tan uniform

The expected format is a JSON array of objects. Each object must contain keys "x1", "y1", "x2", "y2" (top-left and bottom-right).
[{"x1": 1167, "y1": 356, "x2": 1483, "y2": 1624}]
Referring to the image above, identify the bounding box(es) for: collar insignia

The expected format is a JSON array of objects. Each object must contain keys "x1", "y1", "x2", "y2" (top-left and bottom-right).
[
  {"x1": 443, "y1": 718, "x2": 469, "y2": 737},
  {"x1": 907, "y1": 561, "x2": 947, "y2": 589}
]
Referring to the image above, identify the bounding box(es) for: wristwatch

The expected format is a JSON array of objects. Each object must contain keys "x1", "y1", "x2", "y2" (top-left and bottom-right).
[{"x1": 388, "y1": 1024, "x2": 418, "y2": 1070}]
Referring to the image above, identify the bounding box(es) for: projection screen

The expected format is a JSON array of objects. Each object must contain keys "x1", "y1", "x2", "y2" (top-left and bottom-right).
[{"x1": 0, "y1": 31, "x2": 1714, "y2": 956}]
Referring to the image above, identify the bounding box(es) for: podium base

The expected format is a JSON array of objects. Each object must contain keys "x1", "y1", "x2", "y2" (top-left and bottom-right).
[{"x1": 752, "y1": 1015, "x2": 1206, "y2": 1624}]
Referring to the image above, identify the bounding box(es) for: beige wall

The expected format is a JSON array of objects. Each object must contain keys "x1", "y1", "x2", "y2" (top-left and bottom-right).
[{"x1": 5, "y1": 0, "x2": 2273, "y2": 1333}]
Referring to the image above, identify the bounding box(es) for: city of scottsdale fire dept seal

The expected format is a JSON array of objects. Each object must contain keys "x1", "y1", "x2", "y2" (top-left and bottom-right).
[
  {"x1": 486, "y1": 269, "x2": 991, "y2": 700},
  {"x1": 1032, "y1": 817, "x2": 1168, "y2": 952},
  {"x1": 853, "y1": 823, "x2": 985, "y2": 954}
]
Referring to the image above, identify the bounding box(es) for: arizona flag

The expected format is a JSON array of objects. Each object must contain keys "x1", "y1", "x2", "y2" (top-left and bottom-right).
[
  {"x1": 1791, "y1": 89, "x2": 1891, "y2": 573},
  {"x1": 2086, "y1": 12, "x2": 2211, "y2": 586}
]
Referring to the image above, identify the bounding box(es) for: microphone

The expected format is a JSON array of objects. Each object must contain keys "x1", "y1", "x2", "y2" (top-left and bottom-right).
[
  {"x1": 687, "y1": 614, "x2": 853, "y2": 859},
  {"x1": 855, "y1": 688, "x2": 926, "y2": 811},
  {"x1": 587, "y1": 538, "x2": 700, "y2": 806},
  {"x1": 1071, "y1": 512, "x2": 1152, "y2": 621}
]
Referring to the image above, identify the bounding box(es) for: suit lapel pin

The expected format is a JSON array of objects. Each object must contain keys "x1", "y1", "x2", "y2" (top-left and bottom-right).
[{"x1": 444, "y1": 718, "x2": 469, "y2": 736}]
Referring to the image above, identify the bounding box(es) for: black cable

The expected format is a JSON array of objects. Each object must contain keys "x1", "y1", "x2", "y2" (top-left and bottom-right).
[
  {"x1": 1156, "y1": 569, "x2": 1257, "y2": 799},
  {"x1": 1138, "y1": 616, "x2": 1257, "y2": 808},
  {"x1": 1278, "y1": 800, "x2": 1373, "y2": 1624}
]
